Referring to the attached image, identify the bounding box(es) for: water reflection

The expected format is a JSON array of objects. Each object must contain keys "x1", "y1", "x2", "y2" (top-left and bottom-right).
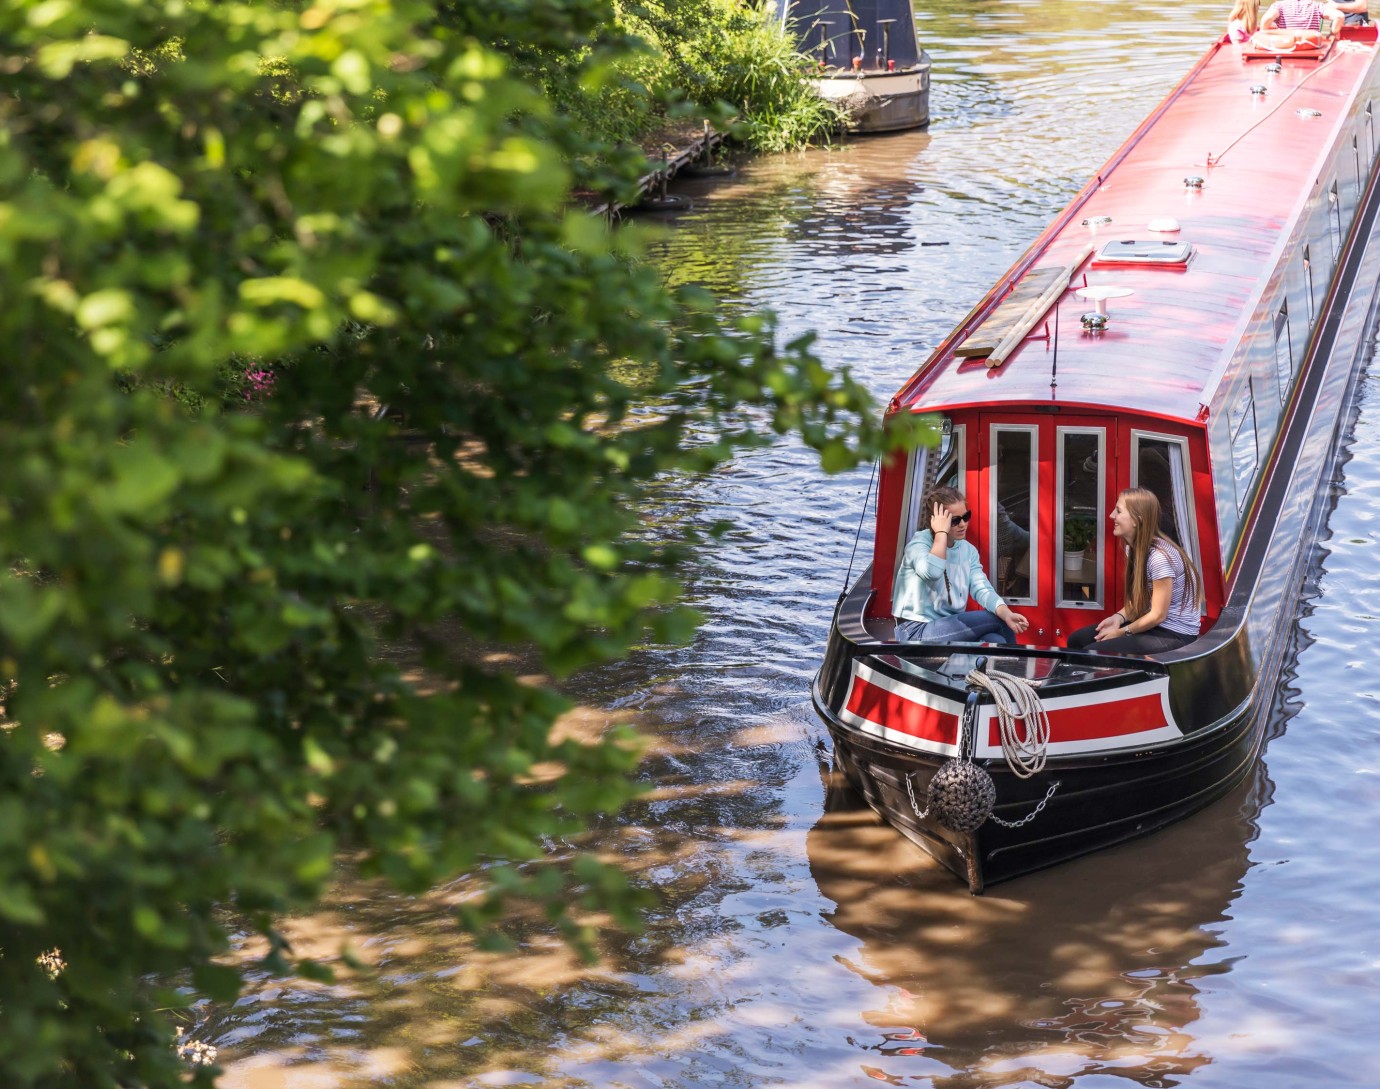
[{"x1": 808, "y1": 760, "x2": 1266, "y2": 1087}]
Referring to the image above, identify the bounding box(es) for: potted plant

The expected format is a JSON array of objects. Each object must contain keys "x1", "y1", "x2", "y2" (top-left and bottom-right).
[{"x1": 1063, "y1": 515, "x2": 1095, "y2": 573}]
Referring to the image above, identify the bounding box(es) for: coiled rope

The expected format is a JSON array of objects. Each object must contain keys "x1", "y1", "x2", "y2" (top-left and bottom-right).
[{"x1": 964, "y1": 668, "x2": 1050, "y2": 779}]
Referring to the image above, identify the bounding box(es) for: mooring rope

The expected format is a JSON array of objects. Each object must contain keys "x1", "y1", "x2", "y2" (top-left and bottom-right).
[
  {"x1": 964, "y1": 668, "x2": 1050, "y2": 779},
  {"x1": 842, "y1": 459, "x2": 879, "y2": 595}
]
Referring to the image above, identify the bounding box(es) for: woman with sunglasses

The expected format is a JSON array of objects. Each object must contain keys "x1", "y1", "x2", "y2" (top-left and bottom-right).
[{"x1": 891, "y1": 485, "x2": 1030, "y2": 644}]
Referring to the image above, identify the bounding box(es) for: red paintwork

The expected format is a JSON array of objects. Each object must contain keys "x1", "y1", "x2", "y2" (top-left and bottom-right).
[
  {"x1": 986, "y1": 692, "x2": 1168, "y2": 747},
  {"x1": 893, "y1": 34, "x2": 1377, "y2": 419},
  {"x1": 869, "y1": 28, "x2": 1380, "y2": 637},
  {"x1": 844, "y1": 675, "x2": 960, "y2": 746}
]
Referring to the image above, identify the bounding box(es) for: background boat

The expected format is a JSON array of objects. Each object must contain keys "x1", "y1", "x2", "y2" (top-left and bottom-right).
[{"x1": 779, "y1": 0, "x2": 932, "y2": 132}]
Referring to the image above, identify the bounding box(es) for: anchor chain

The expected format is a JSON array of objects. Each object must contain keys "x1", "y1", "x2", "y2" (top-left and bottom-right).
[
  {"x1": 989, "y1": 779, "x2": 1061, "y2": 828},
  {"x1": 904, "y1": 768, "x2": 931, "y2": 820}
]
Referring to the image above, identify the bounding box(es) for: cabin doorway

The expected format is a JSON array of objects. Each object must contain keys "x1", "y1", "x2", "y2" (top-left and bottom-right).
[{"x1": 979, "y1": 415, "x2": 1118, "y2": 647}]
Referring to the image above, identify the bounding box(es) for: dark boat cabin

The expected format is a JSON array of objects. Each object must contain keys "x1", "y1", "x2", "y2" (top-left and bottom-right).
[{"x1": 779, "y1": 0, "x2": 923, "y2": 73}]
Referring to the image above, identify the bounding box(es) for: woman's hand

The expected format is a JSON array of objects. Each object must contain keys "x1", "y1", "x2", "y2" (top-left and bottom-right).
[
  {"x1": 929, "y1": 501, "x2": 952, "y2": 538},
  {"x1": 996, "y1": 604, "x2": 1029, "y2": 635},
  {"x1": 1092, "y1": 613, "x2": 1124, "y2": 642}
]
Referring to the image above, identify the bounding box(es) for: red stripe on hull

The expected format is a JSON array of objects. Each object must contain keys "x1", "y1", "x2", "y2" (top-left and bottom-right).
[
  {"x1": 845, "y1": 676, "x2": 960, "y2": 747},
  {"x1": 986, "y1": 692, "x2": 1167, "y2": 747}
]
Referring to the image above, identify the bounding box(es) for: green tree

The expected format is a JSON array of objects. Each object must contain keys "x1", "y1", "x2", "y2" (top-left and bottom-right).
[{"x1": 0, "y1": 1, "x2": 917, "y2": 1085}]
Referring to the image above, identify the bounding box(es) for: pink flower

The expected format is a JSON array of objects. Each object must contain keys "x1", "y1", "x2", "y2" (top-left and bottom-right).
[{"x1": 243, "y1": 366, "x2": 277, "y2": 400}]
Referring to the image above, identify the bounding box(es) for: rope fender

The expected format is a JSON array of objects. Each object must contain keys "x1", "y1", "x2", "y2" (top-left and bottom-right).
[{"x1": 905, "y1": 666, "x2": 1059, "y2": 833}]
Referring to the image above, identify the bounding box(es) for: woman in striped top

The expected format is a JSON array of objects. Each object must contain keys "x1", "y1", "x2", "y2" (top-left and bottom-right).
[
  {"x1": 1260, "y1": 0, "x2": 1344, "y2": 34},
  {"x1": 1068, "y1": 488, "x2": 1203, "y2": 656}
]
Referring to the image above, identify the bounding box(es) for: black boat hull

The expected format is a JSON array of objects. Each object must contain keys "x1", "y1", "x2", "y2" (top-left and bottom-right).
[{"x1": 815, "y1": 661, "x2": 1260, "y2": 891}]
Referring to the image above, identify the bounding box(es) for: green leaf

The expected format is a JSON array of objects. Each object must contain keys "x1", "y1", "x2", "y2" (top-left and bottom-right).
[
  {"x1": 0, "y1": 884, "x2": 45, "y2": 925},
  {"x1": 99, "y1": 442, "x2": 181, "y2": 515},
  {"x1": 192, "y1": 962, "x2": 243, "y2": 1003}
]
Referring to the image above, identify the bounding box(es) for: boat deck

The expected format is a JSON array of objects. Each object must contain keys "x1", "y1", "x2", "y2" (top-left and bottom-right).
[{"x1": 896, "y1": 29, "x2": 1380, "y2": 423}]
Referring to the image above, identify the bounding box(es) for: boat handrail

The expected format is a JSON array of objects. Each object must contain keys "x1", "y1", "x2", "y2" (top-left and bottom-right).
[{"x1": 845, "y1": 639, "x2": 1170, "y2": 677}]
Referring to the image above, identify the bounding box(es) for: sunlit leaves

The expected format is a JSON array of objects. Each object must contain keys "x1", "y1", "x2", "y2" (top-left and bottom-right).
[{"x1": 0, "y1": 1, "x2": 911, "y2": 1086}]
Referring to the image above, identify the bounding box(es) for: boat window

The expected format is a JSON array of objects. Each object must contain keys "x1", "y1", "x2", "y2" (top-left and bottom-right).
[
  {"x1": 991, "y1": 426, "x2": 1036, "y2": 606},
  {"x1": 1368, "y1": 102, "x2": 1375, "y2": 157},
  {"x1": 1057, "y1": 428, "x2": 1104, "y2": 609},
  {"x1": 903, "y1": 418, "x2": 963, "y2": 546},
  {"x1": 1355, "y1": 134, "x2": 1363, "y2": 196},
  {"x1": 1303, "y1": 245, "x2": 1316, "y2": 323},
  {"x1": 1229, "y1": 380, "x2": 1260, "y2": 513},
  {"x1": 1131, "y1": 432, "x2": 1202, "y2": 598},
  {"x1": 1274, "y1": 301, "x2": 1293, "y2": 401},
  {"x1": 1329, "y1": 180, "x2": 1342, "y2": 264}
]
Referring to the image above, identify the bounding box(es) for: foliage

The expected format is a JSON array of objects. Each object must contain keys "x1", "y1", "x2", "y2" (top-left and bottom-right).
[
  {"x1": 680, "y1": 2, "x2": 848, "y2": 153},
  {"x1": 485, "y1": 0, "x2": 845, "y2": 155},
  {"x1": 1064, "y1": 515, "x2": 1096, "y2": 551},
  {"x1": 0, "y1": 0, "x2": 920, "y2": 1086}
]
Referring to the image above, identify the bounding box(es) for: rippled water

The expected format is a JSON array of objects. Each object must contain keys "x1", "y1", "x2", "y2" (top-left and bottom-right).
[{"x1": 213, "y1": 2, "x2": 1380, "y2": 1086}]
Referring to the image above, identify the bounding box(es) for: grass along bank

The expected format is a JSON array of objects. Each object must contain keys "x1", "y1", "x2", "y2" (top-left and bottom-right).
[{"x1": 520, "y1": 0, "x2": 847, "y2": 162}]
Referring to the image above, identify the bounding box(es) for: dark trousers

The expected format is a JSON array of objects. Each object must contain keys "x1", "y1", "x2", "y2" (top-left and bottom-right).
[{"x1": 1067, "y1": 623, "x2": 1195, "y2": 655}]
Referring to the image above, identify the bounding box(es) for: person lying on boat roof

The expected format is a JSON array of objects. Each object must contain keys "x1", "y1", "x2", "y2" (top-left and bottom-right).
[
  {"x1": 891, "y1": 485, "x2": 1030, "y2": 645},
  {"x1": 1068, "y1": 488, "x2": 1204, "y2": 656},
  {"x1": 1260, "y1": 0, "x2": 1345, "y2": 35}
]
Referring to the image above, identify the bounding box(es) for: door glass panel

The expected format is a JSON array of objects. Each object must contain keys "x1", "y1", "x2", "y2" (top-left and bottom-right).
[
  {"x1": 992, "y1": 428, "x2": 1035, "y2": 605},
  {"x1": 1133, "y1": 434, "x2": 1201, "y2": 583},
  {"x1": 1058, "y1": 430, "x2": 1104, "y2": 607},
  {"x1": 904, "y1": 421, "x2": 962, "y2": 546}
]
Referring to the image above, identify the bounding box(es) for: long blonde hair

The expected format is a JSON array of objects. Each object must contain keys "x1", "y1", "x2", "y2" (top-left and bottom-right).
[
  {"x1": 1228, "y1": 0, "x2": 1260, "y2": 33},
  {"x1": 1119, "y1": 488, "x2": 1203, "y2": 618}
]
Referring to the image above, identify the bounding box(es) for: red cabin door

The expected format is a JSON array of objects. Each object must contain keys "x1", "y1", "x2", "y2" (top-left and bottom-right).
[{"x1": 977, "y1": 414, "x2": 1119, "y2": 648}]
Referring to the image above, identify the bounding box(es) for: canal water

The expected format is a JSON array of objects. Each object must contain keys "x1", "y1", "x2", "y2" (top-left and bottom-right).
[{"x1": 213, "y1": 1, "x2": 1380, "y2": 1086}]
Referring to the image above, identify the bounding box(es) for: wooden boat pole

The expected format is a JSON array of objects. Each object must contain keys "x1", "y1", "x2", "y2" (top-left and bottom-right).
[{"x1": 986, "y1": 244, "x2": 1095, "y2": 368}]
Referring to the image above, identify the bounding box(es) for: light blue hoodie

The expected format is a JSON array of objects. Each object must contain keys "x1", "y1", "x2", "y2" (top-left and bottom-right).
[{"x1": 891, "y1": 530, "x2": 1006, "y2": 624}]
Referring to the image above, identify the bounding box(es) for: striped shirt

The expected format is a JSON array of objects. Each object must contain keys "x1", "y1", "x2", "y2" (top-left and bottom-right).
[
  {"x1": 1147, "y1": 541, "x2": 1200, "y2": 637},
  {"x1": 1274, "y1": 0, "x2": 1323, "y2": 29}
]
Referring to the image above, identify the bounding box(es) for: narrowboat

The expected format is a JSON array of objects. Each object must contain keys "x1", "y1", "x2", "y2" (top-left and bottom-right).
[
  {"x1": 813, "y1": 26, "x2": 1380, "y2": 892},
  {"x1": 778, "y1": 0, "x2": 932, "y2": 133}
]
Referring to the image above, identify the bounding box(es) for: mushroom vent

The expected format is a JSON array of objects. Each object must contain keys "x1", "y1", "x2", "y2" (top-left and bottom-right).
[{"x1": 1092, "y1": 239, "x2": 1194, "y2": 269}]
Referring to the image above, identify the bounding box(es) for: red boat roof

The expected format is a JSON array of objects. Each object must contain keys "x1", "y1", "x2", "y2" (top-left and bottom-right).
[{"x1": 894, "y1": 34, "x2": 1379, "y2": 422}]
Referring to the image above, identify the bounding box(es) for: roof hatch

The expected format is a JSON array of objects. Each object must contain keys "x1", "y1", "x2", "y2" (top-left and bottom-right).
[{"x1": 1092, "y1": 239, "x2": 1194, "y2": 268}]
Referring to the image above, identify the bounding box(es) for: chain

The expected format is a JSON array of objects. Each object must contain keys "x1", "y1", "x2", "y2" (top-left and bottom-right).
[
  {"x1": 988, "y1": 780, "x2": 1061, "y2": 828},
  {"x1": 904, "y1": 770, "x2": 930, "y2": 820},
  {"x1": 908, "y1": 770, "x2": 1060, "y2": 829}
]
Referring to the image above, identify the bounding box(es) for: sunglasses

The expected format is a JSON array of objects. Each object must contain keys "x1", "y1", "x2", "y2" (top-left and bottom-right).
[{"x1": 951, "y1": 511, "x2": 973, "y2": 524}]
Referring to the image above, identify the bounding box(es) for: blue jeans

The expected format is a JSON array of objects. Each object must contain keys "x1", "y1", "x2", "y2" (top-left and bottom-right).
[{"x1": 895, "y1": 612, "x2": 1015, "y2": 645}]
